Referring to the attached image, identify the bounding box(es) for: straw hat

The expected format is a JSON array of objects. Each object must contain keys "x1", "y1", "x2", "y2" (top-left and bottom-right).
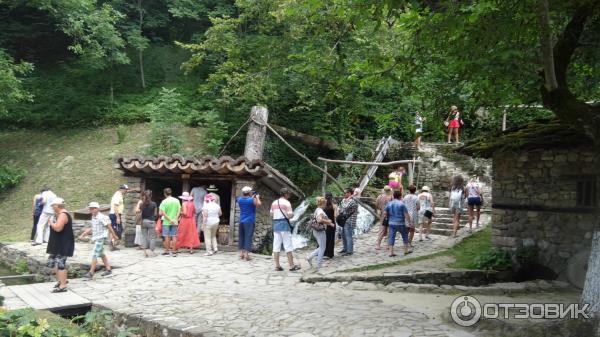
[
  {"x1": 207, "y1": 185, "x2": 219, "y2": 192},
  {"x1": 421, "y1": 186, "x2": 430, "y2": 192}
]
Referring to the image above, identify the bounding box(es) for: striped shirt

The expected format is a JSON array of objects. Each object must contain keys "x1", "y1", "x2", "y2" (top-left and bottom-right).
[
  {"x1": 270, "y1": 198, "x2": 293, "y2": 220},
  {"x1": 90, "y1": 213, "x2": 110, "y2": 241}
]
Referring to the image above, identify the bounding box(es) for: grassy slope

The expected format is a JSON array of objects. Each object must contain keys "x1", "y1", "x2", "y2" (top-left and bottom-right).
[{"x1": 0, "y1": 124, "x2": 207, "y2": 241}]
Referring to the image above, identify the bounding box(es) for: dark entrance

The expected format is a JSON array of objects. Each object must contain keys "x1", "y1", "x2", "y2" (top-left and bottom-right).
[
  {"x1": 190, "y1": 179, "x2": 232, "y2": 224},
  {"x1": 143, "y1": 177, "x2": 233, "y2": 226},
  {"x1": 144, "y1": 177, "x2": 184, "y2": 205}
]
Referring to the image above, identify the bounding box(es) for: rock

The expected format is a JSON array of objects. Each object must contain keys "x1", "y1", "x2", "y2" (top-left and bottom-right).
[{"x1": 347, "y1": 281, "x2": 378, "y2": 291}]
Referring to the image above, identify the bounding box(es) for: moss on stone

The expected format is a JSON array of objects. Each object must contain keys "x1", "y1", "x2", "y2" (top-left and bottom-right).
[{"x1": 461, "y1": 119, "x2": 591, "y2": 158}]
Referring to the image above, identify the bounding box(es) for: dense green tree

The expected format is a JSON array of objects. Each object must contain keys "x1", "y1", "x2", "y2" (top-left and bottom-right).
[{"x1": 0, "y1": 50, "x2": 33, "y2": 115}]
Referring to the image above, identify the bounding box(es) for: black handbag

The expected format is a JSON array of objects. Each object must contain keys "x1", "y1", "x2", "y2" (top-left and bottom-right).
[{"x1": 336, "y1": 212, "x2": 347, "y2": 227}]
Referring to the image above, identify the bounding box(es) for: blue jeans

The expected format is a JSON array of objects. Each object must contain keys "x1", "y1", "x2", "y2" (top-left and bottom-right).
[
  {"x1": 109, "y1": 214, "x2": 123, "y2": 239},
  {"x1": 309, "y1": 230, "x2": 327, "y2": 267},
  {"x1": 388, "y1": 224, "x2": 408, "y2": 246},
  {"x1": 342, "y1": 225, "x2": 353, "y2": 253},
  {"x1": 238, "y1": 222, "x2": 255, "y2": 251}
]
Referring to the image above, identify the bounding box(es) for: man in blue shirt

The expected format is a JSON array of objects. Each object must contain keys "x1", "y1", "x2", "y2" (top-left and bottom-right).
[
  {"x1": 237, "y1": 186, "x2": 261, "y2": 261},
  {"x1": 383, "y1": 191, "x2": 412, "y2": 257}
]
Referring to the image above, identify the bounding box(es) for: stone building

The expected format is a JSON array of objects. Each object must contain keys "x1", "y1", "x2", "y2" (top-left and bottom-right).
[
  {"x1": 465, "y1": 123, "x2": 599, "y2": 285},
  {"x1": 115, "y1": 155, "x2": 303, "y2": 251}
]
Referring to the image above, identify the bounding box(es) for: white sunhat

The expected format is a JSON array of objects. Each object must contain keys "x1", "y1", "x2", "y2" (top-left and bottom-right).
[
  {"x1": 421, "y1": 186, "x2": 430, "y2": 192},
  {"x1": 88, "y1": 202, "x2": 100, "y2": 208},
  {"x1": 241, "y1": 186, "x2": 253, "y2": 193},
  {"x1": 50, "y1": 198, "x2": 65, "y2": 206}
]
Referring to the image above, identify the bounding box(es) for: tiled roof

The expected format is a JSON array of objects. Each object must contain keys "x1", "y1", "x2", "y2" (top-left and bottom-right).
[{"x1": 115, "y1": 155, "x2": 304, "y2": 198}]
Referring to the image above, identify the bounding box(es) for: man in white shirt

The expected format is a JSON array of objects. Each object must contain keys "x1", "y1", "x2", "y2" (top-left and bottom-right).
[
  {"x1": 109, "y1": 184, "x2": 128, "y2": 250},
  {"x1": 270, "y1": 188, "x2": 300, "y2": 272},
  {"x1": 32, "y1": 187, "x2": 57, "y2": 245}
]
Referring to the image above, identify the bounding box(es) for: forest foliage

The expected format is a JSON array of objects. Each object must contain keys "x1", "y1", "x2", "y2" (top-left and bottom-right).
[{"x1": 1, "y1": 0, "x2": 599, "y2": 188}]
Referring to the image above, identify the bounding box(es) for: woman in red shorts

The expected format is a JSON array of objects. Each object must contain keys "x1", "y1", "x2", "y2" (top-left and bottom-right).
[{"x1": 446, "y1": 105, "x2": 461, "y2": 144}]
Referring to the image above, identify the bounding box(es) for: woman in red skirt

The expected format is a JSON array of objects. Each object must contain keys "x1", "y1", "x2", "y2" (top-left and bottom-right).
[
  {"x1": 446, "y1": 105, "x2": 461, "y2": 144},
  {"x1": 176, "y1": 192, "x2": 201, "y2": 253}
]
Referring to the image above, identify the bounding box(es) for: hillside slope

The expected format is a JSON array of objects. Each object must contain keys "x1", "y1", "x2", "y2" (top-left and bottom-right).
[{"x1": 0, "y1": 124, "x2": 205, "y2": 241}]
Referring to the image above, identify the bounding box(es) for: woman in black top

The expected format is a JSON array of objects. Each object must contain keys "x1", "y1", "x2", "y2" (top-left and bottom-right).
[
  {"x1": 135, "y1": 190, "x2": 158, "y2": 257},
  {"x1": 46, "y1": 198, "x2": 74, "y2": 293},
  {"x1": 323, "y1": 193, "x2": 338, "y2": 259}
]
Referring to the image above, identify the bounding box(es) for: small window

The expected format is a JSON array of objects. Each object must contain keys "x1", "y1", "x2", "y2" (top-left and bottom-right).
[{"x1": 576, "y1": 179, "x2": 597, "y2": 207}]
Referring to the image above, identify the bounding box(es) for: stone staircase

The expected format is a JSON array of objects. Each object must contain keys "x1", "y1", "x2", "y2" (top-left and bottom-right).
[{"x1": 385, "y1": 142, "x2": 493, "y2": 236}]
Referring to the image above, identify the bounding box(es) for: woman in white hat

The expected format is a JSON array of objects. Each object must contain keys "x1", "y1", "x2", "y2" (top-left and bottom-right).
[
  {"x1": 202, "y1": 194, "x2": 222, "y2": 256},
  {"x1": 176, "y1": 192, "x2": 201, "y2": 254},
  {"x1": 417, "y1": 186, "x2": 436, "y2": 241}
]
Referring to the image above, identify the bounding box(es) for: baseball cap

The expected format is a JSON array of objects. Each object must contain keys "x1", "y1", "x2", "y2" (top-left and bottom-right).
[
  {"x1": 119, "y1": 184, "x2": 129, "y2": 190},
  {"x1": 88, "y1": 202, "x2": 100, "y2": 208},
  {"x1": 242, "y1": 186, "x2": 252, "y2": 193},
  {"x1": 50, "y1": 198, "x2": 65, "y2": 206}
]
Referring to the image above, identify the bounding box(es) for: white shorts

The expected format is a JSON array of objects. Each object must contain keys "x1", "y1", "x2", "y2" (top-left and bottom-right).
[{"x1": 273, "y1": 231, "x2": 293, "y2": 253}]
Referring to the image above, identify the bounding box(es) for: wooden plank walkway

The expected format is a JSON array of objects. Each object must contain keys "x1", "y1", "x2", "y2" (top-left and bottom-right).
[
  {"x1": 357, "y1": 136, "x2": 393, "y2": 192},
  {"x1": 7, "y1": 282, "x2": 91, "y2": 311}
]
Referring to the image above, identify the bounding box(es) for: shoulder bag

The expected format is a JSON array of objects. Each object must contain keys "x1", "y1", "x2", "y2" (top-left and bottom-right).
[
  {"x1": 277, "y1": 199, "x2": 294, "y2": 232},
  {"x1": 308, "y1": 209, "x2": 327, "y2": 231}
]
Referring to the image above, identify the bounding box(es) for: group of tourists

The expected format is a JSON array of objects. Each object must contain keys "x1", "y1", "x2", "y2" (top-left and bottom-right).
[{"x1": 374, "y1": 184, "x2": 436, "y2": 256}]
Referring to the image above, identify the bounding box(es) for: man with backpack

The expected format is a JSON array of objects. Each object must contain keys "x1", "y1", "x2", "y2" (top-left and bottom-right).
[
  {"x1": 270, "y1": 188, "x2": 300, "y2": 272},
  {"x1": 383, "y1": 191, "x2": 411, "y2": 257},
  {"x1": 449, "y1": 176, "x2": 467, "y2": 238}
]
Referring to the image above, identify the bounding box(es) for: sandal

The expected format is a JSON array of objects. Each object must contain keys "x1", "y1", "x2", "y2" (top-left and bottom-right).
[
  {"x1": 389, "y1": 254, "x2": 397, "y2": 257},
  {"x1": 404, "y1": 251, "x2": 413, "y2": 256},
  {"x1": 51, "y1": 287, "x2": 67, "y2": 293},
  {"x1": 289, "y1": 265, "x2": 301, "y2": 272},
  {"x1": 274, "y1": 266, "x2": 284, "y2": 272},
  {"x1": 53, "y1": 280, "x2": 69, "y2": 288}
]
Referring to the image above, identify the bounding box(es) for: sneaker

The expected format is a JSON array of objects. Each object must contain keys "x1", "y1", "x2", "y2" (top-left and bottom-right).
[
  {"x1": 83, "y1": 272, "x2": 93, "y2": 279},
  {"x1": 101, "y1": 269, "x2": 112, "y2": 276}
]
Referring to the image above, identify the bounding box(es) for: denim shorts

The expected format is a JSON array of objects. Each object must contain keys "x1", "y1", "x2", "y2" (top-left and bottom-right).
[
  {"x1": 162, "y1": 225, "x2": 178, "y2": 237},
  {"x1": 91, "y1": 240, "x2": 106, "y2": 259},
  {"x1": 468, "y1": 197, "x2": 482, "y2": 206}
]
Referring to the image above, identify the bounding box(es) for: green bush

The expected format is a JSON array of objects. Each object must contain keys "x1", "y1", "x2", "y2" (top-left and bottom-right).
[
  {"x1": 145, "y1": 88, "x2": 187, "y2": 156},
  {"x1": 473, "y1": 249, "x2": 512, "y2": 271},
  {"x1": 0, "y1": 165, "x2": 24, "y2": 193},
  {"x1": 0, "y1": 309, "x2": 137, "y2": 337},
  {"x1": 116, "y1": 125, "x2": 128, "y2": 144},
  {"x1": 14, "y1": 258, "x2": 29, "y2": 275}
]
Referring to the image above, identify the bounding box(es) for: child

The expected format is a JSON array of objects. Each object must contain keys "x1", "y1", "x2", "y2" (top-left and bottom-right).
[{"x1": 79, "y1": 202, "x2": 117, "y2": 278}]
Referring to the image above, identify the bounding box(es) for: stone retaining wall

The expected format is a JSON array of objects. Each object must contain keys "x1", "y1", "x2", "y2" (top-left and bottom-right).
[{"x1": 492, "y1": 148, "x2": 599, "y2": 277}]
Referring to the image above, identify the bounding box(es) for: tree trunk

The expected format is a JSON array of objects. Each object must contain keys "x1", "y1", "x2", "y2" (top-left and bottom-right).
[
  {"x1": 539, "y1": 0, "x2": 558, "y2": 90},
  {"x1": 244, "y1": 106, "x2": 269, "y2": 161},
  {"x1": 582, "y1": 228, "x2": 600, "y2": 321},
  {"x1": 139, "y1": 50, "x2": 145, "y2": 89},
  {"x1": 269, "y1": 124, "x2": 339, "y2": 150},
  {"x1": 138, "y1": 0, "x2": 146, "y2": 89}
]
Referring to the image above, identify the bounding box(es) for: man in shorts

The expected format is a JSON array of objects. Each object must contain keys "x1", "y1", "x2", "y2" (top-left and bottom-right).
[
  {"x1": 384, "y1": 191, "x2": 411, "y2": 257},
  {"x1": 159, "y1": 187, "x2": 181, "y2": 256},
  {"x1": 109, "y1": 184, "x2": 128, "y2": 250},
  {"x1": 270, "y1": 188, "x2": 300, "y2": 272},
  {"x1": 79, "y1": 202, "x2": 116, "y2": 278}
]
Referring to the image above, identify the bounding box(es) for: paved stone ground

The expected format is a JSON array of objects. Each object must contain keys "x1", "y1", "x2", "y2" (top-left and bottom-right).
[
  {"x1": 1, "y1": 239, "x2": 482, "y2": 337},
  {"x1": 0, "y1": 214, "x2": 492, "y2": 336},
  {"x1": 303, "y1": 213, "x2": 491, "y2": 275}
]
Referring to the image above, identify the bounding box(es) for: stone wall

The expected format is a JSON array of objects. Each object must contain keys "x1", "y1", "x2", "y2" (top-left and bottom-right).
[
  {"x1": 492, "y1": 148, "x2": 598, "y2": 277},
  {"x1": 123, "y1": 176, "x2": 143, "y2": 246},
  {"x1": 232, "y1": 179, "x2": 278, "y2": 252}
]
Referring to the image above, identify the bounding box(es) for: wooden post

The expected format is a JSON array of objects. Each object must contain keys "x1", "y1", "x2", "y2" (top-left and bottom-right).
[
  {"x1": 181, "y1": 174, "x2": 190, "y2": 192},
  {"x1": 322, "y1": 163, "x2": 328, "y2": 195},
  {"x1": 244, "y1": 106, "x2": 269, "y2": 161},
  {"x1": 408, "y1": 159, "x2": 414, "y2": 186},
  {"x1": 502, "y1": 109, "x2": 507, "y2": 131}
]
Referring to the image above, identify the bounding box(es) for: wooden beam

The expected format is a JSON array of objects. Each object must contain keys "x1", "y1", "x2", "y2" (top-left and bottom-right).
[
  {"x1": 270, "y1": 124, "x2": 339, "y2": 150},
  {"x1": 317, "y1": 157, "x2": 421, "y2": 166}
]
